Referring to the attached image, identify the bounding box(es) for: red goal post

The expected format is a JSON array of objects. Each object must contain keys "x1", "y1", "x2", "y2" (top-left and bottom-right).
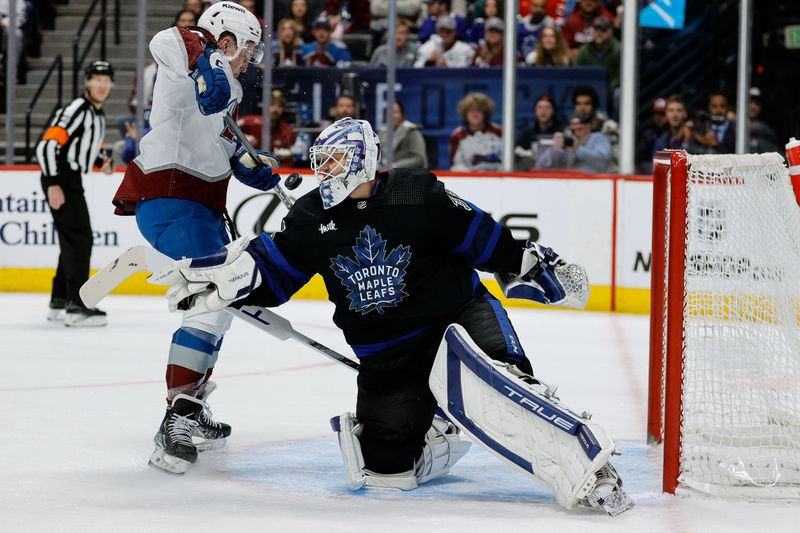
[{"x1": 647, "y1": 150, "x2": 800, "y2": 497}]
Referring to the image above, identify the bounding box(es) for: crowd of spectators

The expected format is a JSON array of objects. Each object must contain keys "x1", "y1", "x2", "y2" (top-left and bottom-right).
[
  {"x1": 245, "y1": 0, "x2": 627, "y2": 170},
  {"x1": 69, "y1": 0, "x2": 775, "y2": 175},
  {"x1": 632, "y1": 88, "x2": 779, "y2": 172},
  {"x1": 256, "y1": 0, "x2": 622, "y2": 75}
]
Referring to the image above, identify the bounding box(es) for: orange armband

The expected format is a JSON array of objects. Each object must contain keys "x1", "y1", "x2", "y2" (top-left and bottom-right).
[{"x1": 42, "y1": 126, "x2": 69, "y2": 146}]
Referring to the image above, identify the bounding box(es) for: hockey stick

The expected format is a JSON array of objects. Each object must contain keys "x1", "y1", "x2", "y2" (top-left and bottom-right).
[
  {"x1": 80, "y1": 245, "x2": 358, "y2": 371},
  {"x1": 227, "y1": 303, "x2": 359, "y2": 371},
  {"x1": 223, "y1": 113, "x2": 295, "y2": 210}
]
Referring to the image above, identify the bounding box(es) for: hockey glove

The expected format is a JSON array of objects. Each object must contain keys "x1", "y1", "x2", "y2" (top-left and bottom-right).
[
  {"x1": 149, "y1": 237, "x2": 262, "y2": 317},
  {"x1": 231, "y1": 144, "x2": 281, "y2": 191},
  {"x1": 190, "y1": 47, "x2": 231, "y2": 115}
]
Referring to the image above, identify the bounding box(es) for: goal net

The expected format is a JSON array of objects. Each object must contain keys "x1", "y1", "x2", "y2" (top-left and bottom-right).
[{"x1": 647, "y1": 150, "x2": 800, "y2": 498}]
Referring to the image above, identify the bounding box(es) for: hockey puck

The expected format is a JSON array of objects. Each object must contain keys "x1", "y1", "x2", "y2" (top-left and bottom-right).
[{"x1": 285, "y1": 173, "x2": 303, "y2": 190}]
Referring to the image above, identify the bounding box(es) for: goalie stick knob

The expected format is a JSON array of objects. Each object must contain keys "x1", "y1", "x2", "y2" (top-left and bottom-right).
[{"x1": 285, "y1": 173, "x2": 303, "y2": 190}]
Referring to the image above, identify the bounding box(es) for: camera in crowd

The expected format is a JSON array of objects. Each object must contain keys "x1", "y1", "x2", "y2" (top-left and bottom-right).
[{"x1": 691, "y1": 110, "x2": 727, "y2": 135}]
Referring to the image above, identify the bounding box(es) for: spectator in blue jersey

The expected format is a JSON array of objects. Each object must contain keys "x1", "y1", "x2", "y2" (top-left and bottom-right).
[
  {"x1": 301, "y1": 15, "x2": 352, "y2": 67},
  {"x1": 536, "y1": 113, "x2": 612, "y2": 173},
  {"x1": 465, "y1": 0, "x2": 501, "y2": 43},
  {"x1": 120, "y1": 116, "x2": 151, "y2": 164},
  {"x1": 518, "y1": 0, "x2": 553, "y2": 58},
  {"x1": 418, "y1": 0, "x2": 468, "y2": 43}
]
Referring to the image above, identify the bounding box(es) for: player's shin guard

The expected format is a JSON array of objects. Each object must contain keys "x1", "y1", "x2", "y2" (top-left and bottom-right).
[
  {"x1": 428, "y1": 324, "x2": 634, "y2": 515},
  {"x1": 330, "y1": 413, "x2": 470, "y2": 490}
]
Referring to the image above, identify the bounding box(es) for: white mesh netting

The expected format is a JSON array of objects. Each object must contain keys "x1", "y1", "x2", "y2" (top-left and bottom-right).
[{"x1": 677, "y1": 153, "x2": 800, "y2": 497}]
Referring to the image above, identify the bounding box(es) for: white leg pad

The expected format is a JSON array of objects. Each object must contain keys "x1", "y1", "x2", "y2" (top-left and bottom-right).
[
  {"x1": 429, "y1": 324, "x2": 619, "y2": 510},
  {"x1": 331, "y1": 413, "x2": 368, "y2": 489},
  {"x1": 331, "y1": 413, "x2": 471, "y2": 491}
]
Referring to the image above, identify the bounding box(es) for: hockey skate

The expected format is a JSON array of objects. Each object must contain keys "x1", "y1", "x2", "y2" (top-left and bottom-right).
[
  {"x1": 47, "y1": 298, "x2": 66, "y2": 322},
  {"x1": 583, "y1": 463, "x2": 635, "y2": 516},
  {"x1": 64, "y1": 302, "x2": 107, "y2": 327},
  {"x1": 193, "y1": 381, "x2": 231, "y2": 451},
  {"x1": 149, "y1": 394, "x2": 203, "y2": 474}
]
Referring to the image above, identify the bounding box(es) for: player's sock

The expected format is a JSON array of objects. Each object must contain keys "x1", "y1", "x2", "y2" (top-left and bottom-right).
[
  {"x1": 64, "y1": 301, "x2": 107, "y2": 327},
  {"x1": 149, "y1": 394, "x2": 204, "y2": 474},
  {"x1": 193, "y1": 380, "x2": 231, "y2": 451}
]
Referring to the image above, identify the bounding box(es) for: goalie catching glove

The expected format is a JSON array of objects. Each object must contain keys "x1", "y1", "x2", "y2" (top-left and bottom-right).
[
  {"x1": 149, "y1": 237, "x2": 261, "y2": 316},
  {"x1": 231, "y1": 144, "x2": 281, "y2": 191},
  {"x1": 495, "y1": 241, "x2": 590, "y2": 309}
]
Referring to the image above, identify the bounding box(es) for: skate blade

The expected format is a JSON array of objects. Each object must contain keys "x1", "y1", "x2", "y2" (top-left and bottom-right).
[
  {"x1": 193, "y1": 436, "x2": 227, "y2": 452},
  {"x1": 65, "y1": 315, "x2": 108, "y2": 327},
  {"x1": 600, "y1": 489, "x2": 635, "y2": 517},
  {"x1": 148, "y1": 447, "x2": 193, "y2": 475}
]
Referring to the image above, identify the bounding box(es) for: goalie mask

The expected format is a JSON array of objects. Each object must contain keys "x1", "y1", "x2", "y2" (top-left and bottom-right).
[
  {"x1": 198, "y1": 2, "x2": 264, "y2": 64},
  {"x1": 310, "y1": 118, "x2": 381, "y2": 209}
]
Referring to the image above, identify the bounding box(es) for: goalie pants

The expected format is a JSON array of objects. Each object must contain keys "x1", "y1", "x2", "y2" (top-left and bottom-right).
[
  {"x1": 41, "y1": 173, "x2": 93, "y2": 306},
  {"x1": 356, "y1": 290, "x2": 533, "y2": 475},
  {"x1": 136, "y1": 198, "x2": 232, "y2": 401}
]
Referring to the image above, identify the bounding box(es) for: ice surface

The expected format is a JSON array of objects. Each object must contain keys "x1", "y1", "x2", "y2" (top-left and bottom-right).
[{"x1": 1, "y1": 294, "x2": 796, "y2": 532}]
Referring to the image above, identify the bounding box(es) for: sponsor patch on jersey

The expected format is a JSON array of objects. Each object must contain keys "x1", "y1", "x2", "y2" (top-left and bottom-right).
[
  {"x1": 319, "y1": 220, "x2": 337, "y2": 234},
  {"x1": 330, "y1": 225, "x2": 411, "y2": 315}
]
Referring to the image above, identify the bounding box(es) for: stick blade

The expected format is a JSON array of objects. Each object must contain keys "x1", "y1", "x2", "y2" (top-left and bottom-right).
[{"x1": 80, "y1": 246, "x2": 169, "y2": 307}]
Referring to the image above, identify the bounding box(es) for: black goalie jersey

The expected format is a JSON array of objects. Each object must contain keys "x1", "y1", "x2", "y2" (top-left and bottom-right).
[{"x1": 242, "y1": 169, "x2": 525, "y2": 357}]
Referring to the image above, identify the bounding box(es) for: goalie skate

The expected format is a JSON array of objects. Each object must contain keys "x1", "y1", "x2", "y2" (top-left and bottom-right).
[
  {"x1": 583, "y1": 463, "x2": 635, "y2": 517},
  {"x1": 149, "y1": 394, "x2": 203, "y2": 475},
  {"x1": 192, "y1": 382, "x2": 231, "y2": 452}
]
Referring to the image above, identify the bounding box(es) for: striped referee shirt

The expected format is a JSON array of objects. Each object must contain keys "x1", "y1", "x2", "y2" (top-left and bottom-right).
[{"x1": 35, "y1": 96, "x2": 106, "y2": 186}]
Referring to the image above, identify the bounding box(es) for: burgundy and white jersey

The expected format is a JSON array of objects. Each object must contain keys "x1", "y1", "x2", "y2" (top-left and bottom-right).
[{"x1": 134, "y1": 26, "x2": 242, "y2": 182}]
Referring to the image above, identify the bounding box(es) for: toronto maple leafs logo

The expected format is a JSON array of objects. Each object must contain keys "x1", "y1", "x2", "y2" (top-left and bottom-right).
[{"x1": 330, "y1": 226, "x2": 411, "y2": 315}]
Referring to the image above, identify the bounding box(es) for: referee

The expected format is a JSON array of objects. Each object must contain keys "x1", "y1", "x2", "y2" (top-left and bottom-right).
[{"x1": 35, "y1": 60, "x2": 115, "y2": 327}]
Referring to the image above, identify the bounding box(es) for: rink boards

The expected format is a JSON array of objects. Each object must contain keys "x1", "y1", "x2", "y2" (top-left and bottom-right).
[{"x1": 0, "y1": 167, "x2": 653, "y2": 313}]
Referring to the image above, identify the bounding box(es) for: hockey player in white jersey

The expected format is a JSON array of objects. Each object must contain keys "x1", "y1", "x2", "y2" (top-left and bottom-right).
[{"x1": 112, "y1": 2, "x2": 281, "y2": 474}]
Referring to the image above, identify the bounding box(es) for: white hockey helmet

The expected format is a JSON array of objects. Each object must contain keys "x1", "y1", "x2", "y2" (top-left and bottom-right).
[
  {"x1": 198, "y1": 2, "x2": 264, "y2": 64},
  {"x1": 310, "y1": 118, "x2": 381, "y2": 209}
]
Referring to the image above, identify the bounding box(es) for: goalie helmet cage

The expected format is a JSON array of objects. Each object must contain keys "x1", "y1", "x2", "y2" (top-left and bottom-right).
[{"x1": 647, "y1": 150, "x2": 800, "y2": 497}]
